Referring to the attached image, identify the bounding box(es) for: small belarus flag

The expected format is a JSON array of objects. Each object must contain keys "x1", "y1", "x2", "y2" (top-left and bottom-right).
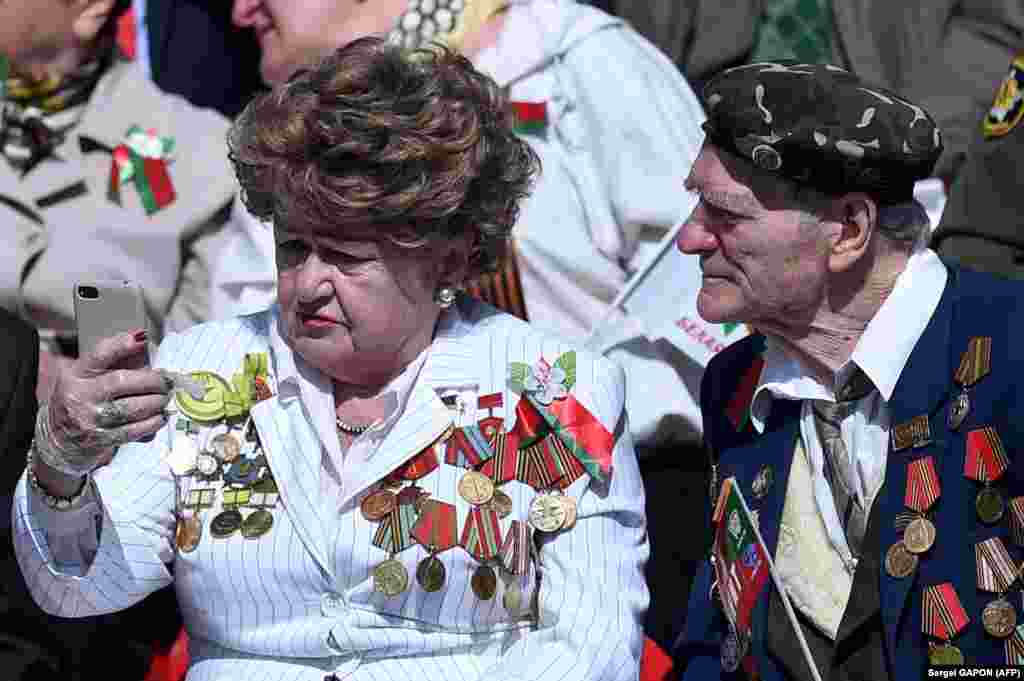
[{"x1": 713, "y1": 477, "x2": 771, "y2": 635}]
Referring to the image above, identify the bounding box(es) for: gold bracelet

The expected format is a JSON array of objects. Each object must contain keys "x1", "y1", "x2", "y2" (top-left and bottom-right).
[{"x1": 25, "y1": 443, "x2": 92, "y2": 511}]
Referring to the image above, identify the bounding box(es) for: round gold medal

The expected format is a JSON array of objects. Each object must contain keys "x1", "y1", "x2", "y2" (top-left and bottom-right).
[
  {"x1": 982, "y1": 597, "x2": 1017, "y2": 638},
  {"x1": 884, "y1": 541, "x2": 918, "y2": 578},
  {"x1": 416, "y1": 555, "x2": 446, "y2": 593},
  {"x1": 559, "y1": 494, "x2": 578, "y2": 531},
  {"x1": 471, "y1": 564, "x2": 497, "y2": 600},
  {"x1": 210, "y1": 508, "x2": 243, "y2": 538},
  {"x1": 503, "y1": 580, "x2": 523, "y2": 615},
  {"x1": 458, "y1": 471, "x2": 495, "y2": 506},
  {"x1": 976, "y1": 486, "x2": 1005, "y2": 524},
  {"x1": 928, "y1": 643, "x2": 965, "y2": 666},
  {"x1": 211, "y1": 433, "x2": 242, "y2": 463},
  {"x1": 528, "y1": 494, "x2": 566, "y2": 533},
  {"x1": 489, "y1": 489, "x2": 513, "y2": 518},
  {"x1": 373, "y1": 558, "x2": 410, "y2": 597},
  {"x1": 176, "y1": 515, "x2": 202, "y2": 553},
  {"x1": 903, "y1": 516, "x2": 937, "y2": 554},
  {"x1": 241, "y1": 509, "x2": 274, "y2": 539},
  {"x1": 361, "y1": 489, "x2": 398, "y2": 522}
]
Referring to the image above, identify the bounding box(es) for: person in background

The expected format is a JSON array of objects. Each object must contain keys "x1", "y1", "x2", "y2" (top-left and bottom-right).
[
  {"x1": 933, "y1": 51, "x2": 1024, "y2": 279},
  {"x1": 674, "y1": 61, "x2": 1024, "y2": 679},
  {"x1": 214, "y1": 0, "x2": 708, "y2": 648},
  {"x1": 131, "y1": 0, "x2": 263, "y2": 118},
  {"x1": 14, "y1": 37, "x2": 649, "y2": 680},
  {"x1": 0, "y1": 0, "x2": 238, "y2": 401},
  {"x1": 606, "y1": 0, "x2": 1024, "y2": 183}
]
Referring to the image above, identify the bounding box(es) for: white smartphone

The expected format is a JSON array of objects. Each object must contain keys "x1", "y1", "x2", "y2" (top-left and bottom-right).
[{"x1": 74, "y1": 279, "x2": 150, "y2": 365}]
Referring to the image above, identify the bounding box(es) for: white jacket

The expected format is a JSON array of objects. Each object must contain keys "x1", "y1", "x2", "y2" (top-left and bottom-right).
[{"x1": 13, "y1": 298, "x2": 649, "y2": 681}]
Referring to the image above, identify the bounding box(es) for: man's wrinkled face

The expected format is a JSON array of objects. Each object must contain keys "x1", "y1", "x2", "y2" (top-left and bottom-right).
[
  {"x1": 676, "y1": 143, "x2": 831, "y2": 329},
  {"x1": 231, "y1": 0, "x2": 407, "y2": 85}
]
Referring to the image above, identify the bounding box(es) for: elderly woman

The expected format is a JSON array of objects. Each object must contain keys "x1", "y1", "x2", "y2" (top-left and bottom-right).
[{"x1": 14, "y1": 38, "x2": 649, "y2": 681}]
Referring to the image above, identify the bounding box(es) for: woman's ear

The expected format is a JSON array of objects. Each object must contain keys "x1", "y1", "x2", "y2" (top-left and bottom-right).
[
  {"x1": 826, "y1": 192, "x2": 878, "y2": 273},
  {"x1": 436, "y1": 233, "x2": 474, "y2": 288}
]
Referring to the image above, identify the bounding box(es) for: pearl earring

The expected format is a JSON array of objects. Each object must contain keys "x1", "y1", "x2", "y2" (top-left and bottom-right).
[{"x1": 434, "y1": 286, "x2": 456, "y2": 309}]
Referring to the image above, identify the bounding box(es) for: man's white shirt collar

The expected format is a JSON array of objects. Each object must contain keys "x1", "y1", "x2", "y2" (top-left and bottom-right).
[{"x1": 750, "y1": 246, "x2": 948, "y2": 432}]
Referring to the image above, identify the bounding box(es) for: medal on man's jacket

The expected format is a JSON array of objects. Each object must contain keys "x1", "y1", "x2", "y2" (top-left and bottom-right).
[
  {"x1": 1007, "y1": 623, "x2": 1024, "y2": 665},
  {"x1": 1008, "y1": 497, "x2": 1024, "y2": 546},
  {"x1": 976, "y1": 537, "x2": 1018, "y2": 638},
  {"x1": 923, "y1": 583, "x2": 969, "y2": 665},
  {"x1": 902, "y1": 456, "x2": 940, "y2": 555},
  {"x1": 965, "y1": 426, "x2": 1010, "y2": 524},
  {"x1": 892, "y1": 414, "x2": 932, "y2": 452},
  {"x1": 949, "y1": 337, "x2": 991, "y2": 430}
]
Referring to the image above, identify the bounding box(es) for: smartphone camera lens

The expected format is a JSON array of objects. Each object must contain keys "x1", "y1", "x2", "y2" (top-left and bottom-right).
[{"x1": 77, "y1": 285, "x2": 99, "y2": 300}]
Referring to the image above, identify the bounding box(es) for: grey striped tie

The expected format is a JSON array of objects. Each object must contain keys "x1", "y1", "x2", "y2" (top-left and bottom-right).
[{"x1": 812, "y1": 369, "x2": 875, "y2": 560}]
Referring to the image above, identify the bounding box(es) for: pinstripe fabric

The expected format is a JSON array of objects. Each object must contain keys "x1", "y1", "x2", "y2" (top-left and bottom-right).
[{"x1": 12, "y1": 298, "x2": 649, "y2": 681}]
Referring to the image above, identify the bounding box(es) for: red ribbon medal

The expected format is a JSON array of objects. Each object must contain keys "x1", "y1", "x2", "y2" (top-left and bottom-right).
[
  {"x1": 965, "y1": 427, "x2": 1010, "y2": 482},
  {"x1": 411, "y1": 500, "x2": 457, "y2": 552},
  {"x1": 499, "y1": 519, "x2": 531, "y2": 576},
  {"x1": 460, "y1": 506, "x2": 502, "y2": 561},
  {"x1": 905, "y1": 456, "x2": 941, "y2": 512},
  {"x1": 922, "y1": 583, "x2": 970, "y2": 641}
]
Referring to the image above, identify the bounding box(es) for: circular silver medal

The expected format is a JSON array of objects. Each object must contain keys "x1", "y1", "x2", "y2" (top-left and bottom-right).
[{"x1": 947, "y1": 391, "x2": 969, "y2": 430}]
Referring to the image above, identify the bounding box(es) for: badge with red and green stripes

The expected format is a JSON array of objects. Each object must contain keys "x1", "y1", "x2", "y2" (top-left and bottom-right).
[{"x1": 108, "y1": 125, "x2": 176, "y2": 215}]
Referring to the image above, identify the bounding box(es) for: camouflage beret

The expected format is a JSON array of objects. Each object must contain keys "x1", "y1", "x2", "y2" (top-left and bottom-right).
[{"x1": 701, "y1": 62, "x2": 943, "y2": 202}]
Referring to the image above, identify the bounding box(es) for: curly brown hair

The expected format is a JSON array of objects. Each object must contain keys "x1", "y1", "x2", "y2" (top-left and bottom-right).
[{"x1": 227, "y1": 36, "x2": 540, "y2": 279}]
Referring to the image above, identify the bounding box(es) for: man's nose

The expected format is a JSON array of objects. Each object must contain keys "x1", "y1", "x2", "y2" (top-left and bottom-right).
[{"x1": 676, "y1": 212, "x2": 717, "y2": 255}]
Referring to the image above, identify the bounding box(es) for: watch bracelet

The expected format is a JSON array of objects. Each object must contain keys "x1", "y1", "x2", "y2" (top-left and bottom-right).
[{"x1": 26, "y1": 444, "x2": 93, "y2": 511}]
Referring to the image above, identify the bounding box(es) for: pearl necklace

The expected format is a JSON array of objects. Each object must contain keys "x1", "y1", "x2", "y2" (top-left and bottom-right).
[{"x1": 335, "y1": 416, "x2": 371, "y2": 435}]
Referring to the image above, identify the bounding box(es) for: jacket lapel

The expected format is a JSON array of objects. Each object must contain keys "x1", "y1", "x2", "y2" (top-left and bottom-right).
[{"x1": 878, "y1": 265, "x2": 958, "y2": 668}]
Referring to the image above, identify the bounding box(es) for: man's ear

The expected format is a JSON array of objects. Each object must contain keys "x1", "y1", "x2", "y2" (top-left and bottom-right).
[
  {"x1": 826, "y1": 192, "x2": 877, "y2": 274},
  {"x1": 72, "y1": 0, "x2": 118, "y2": 46}
]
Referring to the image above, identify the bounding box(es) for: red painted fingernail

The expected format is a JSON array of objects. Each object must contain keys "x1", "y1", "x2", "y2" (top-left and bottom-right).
[{"x1": 133, "y1": 329, "x2": 148, "y2": 343}]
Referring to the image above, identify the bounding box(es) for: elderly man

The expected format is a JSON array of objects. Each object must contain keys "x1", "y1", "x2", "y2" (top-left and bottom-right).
[{"x1": 673, "y1": 62, "x2": 1024, "y2": 680}]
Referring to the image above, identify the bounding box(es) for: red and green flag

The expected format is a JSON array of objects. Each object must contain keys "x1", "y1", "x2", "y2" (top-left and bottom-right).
[{"x1": 713, "y1": 477, "x2": 771, "y2": 635}]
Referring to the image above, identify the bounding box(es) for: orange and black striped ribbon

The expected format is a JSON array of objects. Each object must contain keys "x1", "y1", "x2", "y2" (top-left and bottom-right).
[
  {"x1": 1006, "y1": 624, "x2": 1024, "y2": 665},
  {"x1": 463, "y1": 246, "x2": 529, "y2": 321},
  {"x1": 922, "y1": 582, "x2": 969, "y2": 641},
  {"x1": 975, "y1": 537, "x2": 1017, "y2": 593},
  {"x1": 965, "y1": 427, "x2": 1010, "y2": 483},
  {"x1": 1009, "y1": 497, "x2": 1024, "y2": 546},
  {"x1": 954, "y1": 337, "x2": 992, "y2": 387},
  {"x1": 905, "y1": 456, "x2": 941, "y2": 513}
]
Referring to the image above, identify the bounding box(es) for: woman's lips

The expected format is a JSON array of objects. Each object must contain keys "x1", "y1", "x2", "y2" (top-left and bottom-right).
[{"x1": 300, "y1": 314, "x2": 338, "y2": 329}]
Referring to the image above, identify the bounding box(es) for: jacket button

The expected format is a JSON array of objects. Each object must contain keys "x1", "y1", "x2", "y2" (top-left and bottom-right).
[{"x1": 321, "y1": 592, "x2": 345, "y2": 615}]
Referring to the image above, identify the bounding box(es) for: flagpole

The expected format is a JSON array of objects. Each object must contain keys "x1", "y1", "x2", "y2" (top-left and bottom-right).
[
  {"x1": 583, "y1": 218, "x2": 689, "y2": 346},
  {"x1": 734, "y1": 483, "x2": 824, "y2": 681}
]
